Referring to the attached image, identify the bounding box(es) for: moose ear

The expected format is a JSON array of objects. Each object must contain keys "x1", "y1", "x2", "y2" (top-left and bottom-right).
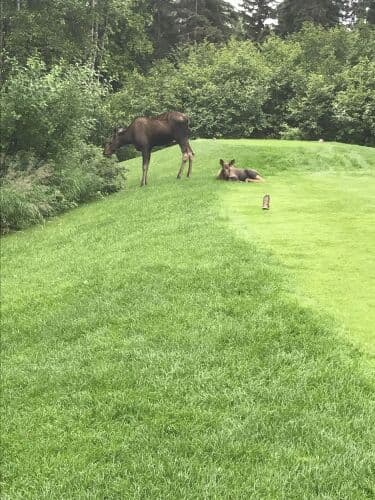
[
  {"x1": 220, "y1": 159, "x2": 224, "y2": 166},
  {"x1": 229, "y1": 159, "x2": 235, "y2": 165}
]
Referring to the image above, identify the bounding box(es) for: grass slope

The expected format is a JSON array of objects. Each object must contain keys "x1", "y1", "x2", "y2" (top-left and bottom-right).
[{"x1": 2, "y1": 140, "x2": 375, "y2": 498}]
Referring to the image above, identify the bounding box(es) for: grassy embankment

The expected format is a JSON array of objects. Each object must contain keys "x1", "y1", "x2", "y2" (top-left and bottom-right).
[{"x1": 2, "y1": 140, "x2": 374, "y2": 498}]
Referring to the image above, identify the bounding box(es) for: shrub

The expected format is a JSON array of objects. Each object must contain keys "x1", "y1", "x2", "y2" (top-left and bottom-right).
[
  {"x1": 1, "y1": 184, "x2": 45, "y2": 233},
  {"x1": 0, "y1": 58, "x2": 127, "y2": 233},
  {"x1": 288, "y1": 73, "x2": 337, "y2": 140},
  {"x1": 0, "y1": 145, "x2": 126, "y2": 234},
  {"x1": 108, "y1": 40, "x2": 271, "y2": 138},
  {"x1": 279, "y1": 125, "x2": 303, "y2": 140},
  {"x1": 333, "y1": 59, "x2": 375, "y2": 146},
  {"x1": 106, "y1": 25, "x2": 375, "y2": 145},
  {"x1": 0, "y1": 57, "x2": 106, "y2": 163}
]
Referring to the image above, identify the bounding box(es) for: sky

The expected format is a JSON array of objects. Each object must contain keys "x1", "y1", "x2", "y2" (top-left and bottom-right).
[
  {"x1": 228, "y1": 0, "x2": 241, "y2": 8},
  {"x1": 227, "y1": 0, "x2": 281, "y2": 14}
]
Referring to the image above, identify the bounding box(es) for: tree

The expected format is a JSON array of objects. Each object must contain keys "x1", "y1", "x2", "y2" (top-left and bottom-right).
[
  {"x1": 148, "y1": 0, "x2": 179, "y2": 59},
  {"x1": 353, "y1": 0, "x2": 375, "y2": 23},
  {"x1": 367, "y1": 1, "x2": 375, "y2": 24},
  {"x1": 340, "y1": 0, "x2": 375, "y2": 25},
  {"x1": 174, "y1": 0, "x2": 238, "y2": 44},
  {"x1": 334, "y1": 59, "x2": 375, "y2": 145},
  {"x1": 277, "y1": 0, "x2": 343, "y2": 35},
  {"x1": 0, "y1": 0, "x2": 153, "y2": 84},
  {"x1": 368, "y1": 0, "x2": 375, "y2": 23},
  {"x1": 240, "y1": 0, "x2": 276, "y2": 41}
]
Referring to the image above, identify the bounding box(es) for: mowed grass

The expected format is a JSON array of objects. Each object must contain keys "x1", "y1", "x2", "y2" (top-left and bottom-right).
[
  {"x1": 1, "y1": 140, "x2": 375, "y2": 498},
  {"x1": 221, "y1": 144, "x2": 375, "y2": 355}
]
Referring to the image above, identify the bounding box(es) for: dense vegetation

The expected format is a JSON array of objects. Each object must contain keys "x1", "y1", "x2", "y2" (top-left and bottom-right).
[
  {"x1": 0, "y1": 1, "x2": 374, "y2": 232},
  {"x1": 109, "y1": 25, "x2": 375, "y2": 143}
]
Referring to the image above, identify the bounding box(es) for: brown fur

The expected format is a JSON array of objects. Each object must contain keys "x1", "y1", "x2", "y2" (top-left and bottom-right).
[
  {"x1": 104, "y1": 112, "x2": 194, "y2": 186},
  {"x1": 216, "y1": 159, "x2": 264, "y2": 182}
]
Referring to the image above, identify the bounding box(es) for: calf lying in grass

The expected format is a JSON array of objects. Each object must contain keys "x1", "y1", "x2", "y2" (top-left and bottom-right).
[{"x1": 217, "y1": 159, "x2": 264, "y2": 182}]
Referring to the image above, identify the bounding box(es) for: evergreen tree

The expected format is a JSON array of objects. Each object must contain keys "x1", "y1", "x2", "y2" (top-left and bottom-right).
[
  {"x1": 353, "y1": 0, "x2": 375, "y2": 23},
  {"x1": 339, "y1": 0, "x2": 375, "y2": 25},
  {"x1": 367, "y1": 0, "x2": 375, "y2": 23},
  {"x1": 174, "y1": 0, "x2": 238, "y2": 44},
  {"x1": 277, "y1": 0, "x2": 343, "y2": 35},
  {"x1": 240, "y1": 0, "x2": 276, "y2": 41},
  {"x1": 149, "y1": 0, "x2": 179, "y2": 59}
]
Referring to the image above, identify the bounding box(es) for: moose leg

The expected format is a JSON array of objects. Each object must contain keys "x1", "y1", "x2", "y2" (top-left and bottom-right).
[
  {"x1": 245, "y1": 176, "x2": 264, "y2": 183},
  {"x1": 141, "y1": 148, "x2": 151, "y2": 187},
  {"x1": 187, "y1": 143, "x2": 194, "y2": 177},
  {"x1": 177, "y1": 139, "x2": 194, "y2": 179},
  {"x1": 177, "y1": 151, "x2": 189, "y2": 179}
]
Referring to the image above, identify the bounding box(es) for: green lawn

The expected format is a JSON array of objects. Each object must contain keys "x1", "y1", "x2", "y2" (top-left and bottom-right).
[
  {"x1": 2, "y1": 140, "x2": 375, "y2": 498},
  {"x1": 221, "y1": 150, "x2": 375, "y2": 355}
]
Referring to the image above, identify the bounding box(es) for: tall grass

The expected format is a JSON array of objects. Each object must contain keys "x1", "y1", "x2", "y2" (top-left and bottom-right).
[{"x1": 0, "y1": 145, "x2": 126, "y2": 234}]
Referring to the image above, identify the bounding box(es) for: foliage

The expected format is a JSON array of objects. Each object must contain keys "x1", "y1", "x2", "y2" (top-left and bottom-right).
[
  {"x1": 279, "y1": 125, "x2": 303, "y2": 140},
  {"x1": 109, "y1": 40, "x2": 270, "y2": 138},
  {"x1": 1, "y1": 0, "x2": 238, "y2": 84},
  {"x1": 0, "y1": 56, "x2": 129, "y2": 233},
  {"x1": 148, "y1": 0, "x2": 180, "y2": 59},
  {"x1": 277, "y1": 0, "x2": 344, "y2": 35},
  {"x1": 288, "y1": 73, "x2": 337, "y2": 140},
  {"x1": 1, "y1": 0, "x2": 373, "y2": 90},
  {"x1": 333, "y1": 59, "x2": 375, "y2": 145},
  {"x1": 0, "y1": 58, "x2": 105, "y2": 161},
  {"x1": 0, "y1": 145, "x2": 126, "y2": 234},
  {"x1": 1, "y1": 0, "x2": 153, "y2": 83},
  {"x1": 107, "y1": 24, "x2": 375, "y2": 146},
  {"x1": 260, "y1": 34, "x2": 305, "y2": 136},
  {"x1": 240, "y1": 0, "x2": 276, "y2": 41},
  {"x1": 173, "y1": 0, "x2": 238, "y2": 45}
]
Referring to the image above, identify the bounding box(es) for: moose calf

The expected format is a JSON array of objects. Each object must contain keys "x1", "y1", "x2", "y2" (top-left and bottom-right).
[{"x1": 217, "y1": 159, "x2": 264, "y2": 182}]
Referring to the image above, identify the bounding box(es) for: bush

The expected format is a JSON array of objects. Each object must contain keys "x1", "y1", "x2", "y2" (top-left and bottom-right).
[
  {"x1": 0, "y1": 58, "x2": 127, "y2": 234},
  {"x1": 0, "y1": 57, "x2": 106, "y2": 163},
  {"x1": 108, "y1": 40, "x2": 271, "y2": 138},
  {"x1": 1, "y1": 184, "x2": 45, "y2": 232},
  {"x1": 288, "y1": 73, "x2": 337, "y2": 140},
  {"x1": 279, "y1": 125, "x2": 303, "y2": 140},
  {"x1": 333, "y1": 59, "x2": 375, "y2": 146},
  {"x1": 0, "y1": 145, "x2": 126, "y2": 234},
  {"x1": 106, "y1": 25, "x2": 375, "y2": 145}
]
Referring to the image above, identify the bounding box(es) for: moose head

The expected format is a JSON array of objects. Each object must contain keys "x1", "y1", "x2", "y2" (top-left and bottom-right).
[
  {"x1": 103, "y1": 127, "x2": 127, "y2": 156},
  {"x1": 219, "y1": 159, "x2": 235, "y2": 179}
]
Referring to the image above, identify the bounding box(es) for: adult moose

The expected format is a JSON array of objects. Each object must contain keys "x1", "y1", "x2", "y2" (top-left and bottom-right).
[{"x1": 104, "y1": 112, "x2": 194, "y2": 186}]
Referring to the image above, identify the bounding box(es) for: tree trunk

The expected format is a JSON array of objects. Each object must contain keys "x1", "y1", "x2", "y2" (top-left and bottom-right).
[{"x1": 90, "y1": 0, "x2": 99, "y2": 70}]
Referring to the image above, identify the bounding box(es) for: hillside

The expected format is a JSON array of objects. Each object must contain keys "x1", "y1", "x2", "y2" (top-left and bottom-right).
[{"x1": 2, "y1": 140, "x2": 375, "y2": 498}]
